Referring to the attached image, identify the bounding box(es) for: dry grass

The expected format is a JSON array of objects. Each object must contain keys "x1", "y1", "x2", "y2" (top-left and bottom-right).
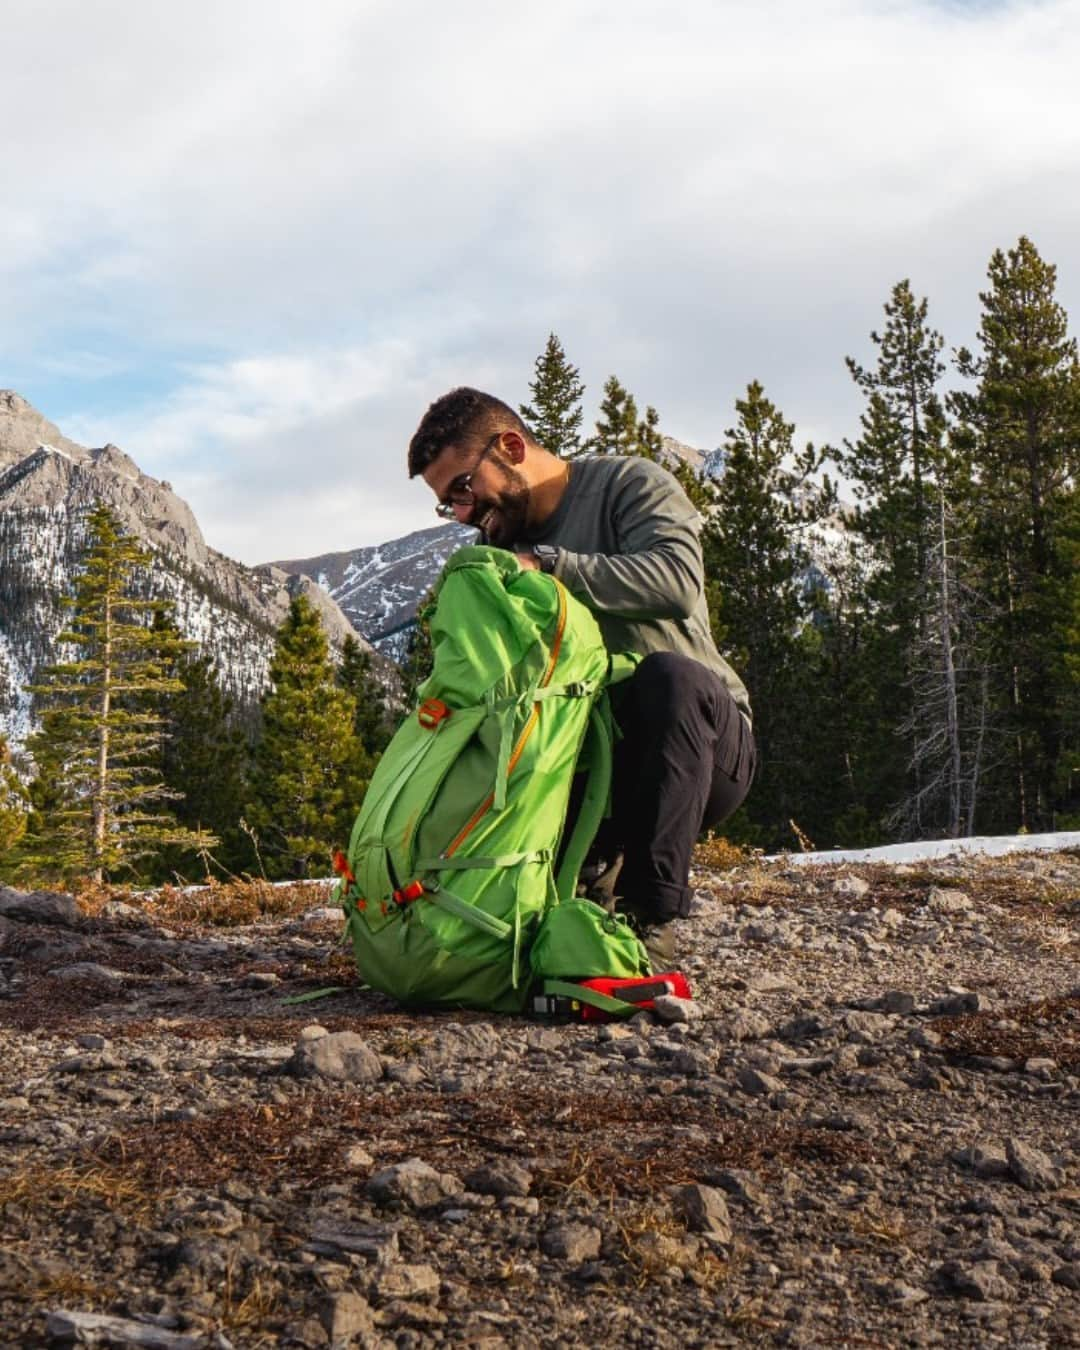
[
  {"x1": 845, "y1": 1212, "x2": 909, "y2": 1244},
  {"x1": 217, "y1": 1261, "x2": 280, "y2": 1335},
  {"x1": 693, "y1": 834, "x2": 755, "y2": 871},
  {"x1": 83, "y1": 1086, "x2": 874, "y2": 1201},
  {"x1": 72, "y1": 877, "x2": 337, "y2": 927},
  {"x1": 11, "y1": 1271, "x2": 118, "y2": 1308},
  {"x1": 616, "y1": 1201, "x2": 728, "y2": 1291},
  {"x1": 714, "y1": 862, "x2": 800, "y2": 908},
  {"x1": 936, "y1": 993, "x2": 1080, "y2": 1069},
  {"x1": 0, "y1": 973, "x2": 135, "y2": 1032},
  {"x1": 0, "y1": 1162, "x2": 155, "y2": 1221}
]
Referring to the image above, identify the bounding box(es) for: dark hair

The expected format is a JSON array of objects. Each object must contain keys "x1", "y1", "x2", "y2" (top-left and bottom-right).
[{"x1": 407, "y1": 387, "x2": 531, "y2": 477}]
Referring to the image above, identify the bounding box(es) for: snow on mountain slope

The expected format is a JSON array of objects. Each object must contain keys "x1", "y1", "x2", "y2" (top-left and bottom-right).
[
  {"x1": 271, "y1": 522, "x2": 476, "y2": 658},
  {"x1": 0, "y1": 392, "x2": 371, "y2": 749},
  {"x1": 277, "y1": 436, "x2": 853, "y2": 654}
]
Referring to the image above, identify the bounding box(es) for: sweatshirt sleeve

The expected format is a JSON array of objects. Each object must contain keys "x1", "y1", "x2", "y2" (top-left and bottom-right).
[{"x1": 554, "y1": 461, "x2": 704, "y2": 620}]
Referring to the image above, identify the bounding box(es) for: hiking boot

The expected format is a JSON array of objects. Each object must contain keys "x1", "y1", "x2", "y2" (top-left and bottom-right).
[
  {"x1": 576, "y1": 852, "x2": 624, "y2": 913},
  {"x1": 617, "y1": 901, "x2": 678, "y2": 973},
  {"x1": 639, "y1": 920, "x2": 677, "y2": 974}
]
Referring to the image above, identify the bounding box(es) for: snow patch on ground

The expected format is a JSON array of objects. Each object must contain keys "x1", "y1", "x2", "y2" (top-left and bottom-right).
[{"x1": 770, "y1": 831, "x2": 1080, "y2": 866}]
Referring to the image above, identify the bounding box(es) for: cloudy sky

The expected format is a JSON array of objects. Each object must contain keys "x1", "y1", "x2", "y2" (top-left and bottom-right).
[{"x1": 4, "y1": 0, "x2": 1079, "y2": 563}]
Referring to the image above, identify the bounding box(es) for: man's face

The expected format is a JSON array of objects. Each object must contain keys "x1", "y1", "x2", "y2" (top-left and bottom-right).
[{"x1": 423, "y1": 435, "x2": 531, "y2": 548}]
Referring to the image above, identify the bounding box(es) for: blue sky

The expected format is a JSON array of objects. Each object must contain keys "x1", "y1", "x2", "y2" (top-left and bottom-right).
[{"x1": 3, "y1": 0, "x2": 1080, "y2": 562}]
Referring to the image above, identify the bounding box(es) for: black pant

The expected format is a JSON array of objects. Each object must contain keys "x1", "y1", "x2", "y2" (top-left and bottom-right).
[{"x1": 596, "y1": 652, "x2": 755, "y2": 921}]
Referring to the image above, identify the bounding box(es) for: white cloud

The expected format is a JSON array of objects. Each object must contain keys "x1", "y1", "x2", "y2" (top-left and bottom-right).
[{"x1": 4, "y1": 0, "x2": 1080, "y2": 560}]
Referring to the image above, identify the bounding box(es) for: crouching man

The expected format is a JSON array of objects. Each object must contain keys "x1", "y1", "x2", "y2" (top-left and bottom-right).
[{"x1": 408, "y1": 387, "x2": 755, "y2": 966}]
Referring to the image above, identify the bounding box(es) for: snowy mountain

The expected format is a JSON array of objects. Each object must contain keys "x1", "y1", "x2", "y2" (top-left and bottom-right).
[
  {"x1": 0, "y1": 391, "x2": 369, "y2": 748},
  {"x1": 278, "y1": 436, "x2": 853, "y2": 654},
  {"x1": 272, "y1": 522, "x2": 476, "y2": 662},
  {"x1": 274, "y1": 438, "x2": 711, "y2": 655}
]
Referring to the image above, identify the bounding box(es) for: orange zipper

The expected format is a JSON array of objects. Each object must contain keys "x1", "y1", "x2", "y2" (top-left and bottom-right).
[{"x1": 442, "y1": 581, "x2": 568, "y2": 858}]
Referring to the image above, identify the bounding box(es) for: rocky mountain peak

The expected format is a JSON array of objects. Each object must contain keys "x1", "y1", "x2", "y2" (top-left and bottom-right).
[
  {"x1": 0, "y1": 393, "x2": 373, "y2": 748},
  {"x1": 0, "y1": 390, "x2": 89, "y2": 470}
]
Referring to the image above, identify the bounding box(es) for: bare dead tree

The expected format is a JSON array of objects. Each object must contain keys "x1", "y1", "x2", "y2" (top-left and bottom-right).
[{"x1": 888, "y1": 488, "x2": 1003, "y2": 838}]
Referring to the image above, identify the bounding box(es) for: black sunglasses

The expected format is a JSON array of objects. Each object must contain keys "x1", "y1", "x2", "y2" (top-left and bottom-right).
[{"x1": 434, "y1": 432, "x2": 502, "y2": 519}]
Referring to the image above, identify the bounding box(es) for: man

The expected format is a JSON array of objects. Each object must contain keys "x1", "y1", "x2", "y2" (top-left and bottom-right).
[{"x1": 408, "y1": 387, "x2": 754, "y2": 964}]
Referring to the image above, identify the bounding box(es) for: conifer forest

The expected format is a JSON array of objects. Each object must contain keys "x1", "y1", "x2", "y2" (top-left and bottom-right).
[{"x1": 2, "y1": 236, "x2": 1077, "y2": 885}]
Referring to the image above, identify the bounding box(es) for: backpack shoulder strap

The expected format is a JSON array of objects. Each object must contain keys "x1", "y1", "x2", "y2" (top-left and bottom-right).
[
  {"x1": 552, "y1": 652, "x2": 639, "y2": 902},
  {"x1": 554, "y1": 699, "x2": 612, "y2": 901}
]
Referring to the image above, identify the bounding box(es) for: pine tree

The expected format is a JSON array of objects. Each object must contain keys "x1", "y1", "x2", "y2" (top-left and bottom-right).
[
  {"x1": 844, "y1": 280, "x2": 949, "y2": 587},
  {"x1": 400, "y1": 590, "x2": 436, "y2": 707},
  {"x1": 0, "y1": 733, "x2": 28, "y2": 876},
  {"x1": 590, "y1": 376, "x2": 639, "y2": 455},
  {"x1": 841, "y1": 281, "x2": 953, "y2": 835},
  {"x1": 245, "y1": 595, "x2": 370, "y2": 879},
  {"x1": 160, "y1": 653, "x2": 249, "y2": 874},
  {"x1": 950, "y1": 237, "x2": 1080, "y2": 828},
  {"x1": 634, "y1": 404, "x2": 663, "y2": 460},
  {"x1": 669, "y1": 456, "x2": 717, "y2": 513},
  {"x1": 519, "y1": 333, "x2": 586, "y2": 458},
  {"x1": 21, "y1": 503, "x2": 213, "y2": 883},
  {"x1": 338, "y1": 635, "x2": 389, "y2": 755},
  {"x1": 702, "y1": 383, "x2": 835, "y2": 847}
]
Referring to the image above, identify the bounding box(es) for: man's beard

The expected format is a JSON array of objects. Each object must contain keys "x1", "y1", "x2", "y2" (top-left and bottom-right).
[{"x1": 471, "y1": 463, "x2": 530, "y2": 548}]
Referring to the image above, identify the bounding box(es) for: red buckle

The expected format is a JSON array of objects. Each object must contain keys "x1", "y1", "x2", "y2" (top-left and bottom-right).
[
  {"x1": 392, "y1": 879, "x2": 425, "y2": 905},
  {"x1": 418, "y1": 698, "x2": 451, "y2": 730}
]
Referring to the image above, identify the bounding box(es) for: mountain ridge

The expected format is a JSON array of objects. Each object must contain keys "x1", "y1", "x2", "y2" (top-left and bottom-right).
[
  {"x1": 0, "y1": 391, "x2": 371, "y2": 748},
  {"x1": 271, "y1": 435, "x2": 852, "y2": 658}
]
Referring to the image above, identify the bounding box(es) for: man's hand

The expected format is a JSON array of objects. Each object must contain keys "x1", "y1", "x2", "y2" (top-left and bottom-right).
[{"x1": 515, "y1": 551, "x2": 539, "y2": 571}]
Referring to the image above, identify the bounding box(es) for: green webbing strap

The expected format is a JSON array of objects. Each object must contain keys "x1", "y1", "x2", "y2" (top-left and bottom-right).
[
  {"x1": 554, "y1": 702, "x2": 613, "y2": 901},
  {"x1": 413, "y1": 850, "x2": 551, "y2": 871},
  {"x1": 532, "y1": 679, "x2": 599, "y2": 701},
  {"x1": 281, "y1": 986, "x2": 348, "y2": 1005},
  {"x1": 423, "y1": 882, "x2": 513, "y2": 940},
  {"x1": 542, "y1": 978, "x2": 638, "y2": 1018},
  {"x1": 511, "y1": 865, "x2": 526, "y2": 989},
  {"x1": 489, "y1": 693, "x2": 516, "y2": 812}
]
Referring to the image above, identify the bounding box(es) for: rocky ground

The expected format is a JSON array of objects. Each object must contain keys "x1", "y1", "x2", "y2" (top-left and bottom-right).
[{"x1": 1, "y1": 849, "x2": 1078, "y2": 1349}]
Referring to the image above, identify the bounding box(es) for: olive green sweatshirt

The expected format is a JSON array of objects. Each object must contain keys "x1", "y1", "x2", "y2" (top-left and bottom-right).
[{"x1": 518, "y1": 454, "x2": 752, "y2": 725}]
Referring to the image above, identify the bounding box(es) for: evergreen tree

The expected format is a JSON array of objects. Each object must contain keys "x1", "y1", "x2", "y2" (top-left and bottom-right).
[
  {"x1": 702, "y1": 383, "x2": 835, "y2": 847},
  {"x1": 802, "y1": 542, "x2": 889, "y2": 848},
  {"x1": 245, "y1": 595, "x2": 370, "y2": 879},
  {"x1": 590, "y1": 376, "x2": 639, "y2": 455},
  {"x1": 160, "y1": 653, "x2": 249, "y2": 874},
  {"x1": 338, "y1": 634, "x2": 390, "y2": 755},
  {"x1": 21, "y1": 503, "x2": 213, "y2": 883},
  {"x1": 400, "y1": 591, "x2": 436, "y2": 707},
  {"x1": 844, "y1": 280, "x2": 949, "y2": 587},
  {"x1": 841, "y1": 281, "x2": 953, "y2": 836},
  {"x1": 669, "y1": 456, "x2": 717, "y2": 513},
  {"x1": 634, "y1": 404, "x2": 663, "y2": 460},
  {"x1": 519, "y1": 333, "x2": 586, "y2": 458},
  {"x1": 0, "y1": 733, "x2": 28, "y2": 876},
  {"x1": 950, "y1": 237, "x2": 1080, "y2": 828}
]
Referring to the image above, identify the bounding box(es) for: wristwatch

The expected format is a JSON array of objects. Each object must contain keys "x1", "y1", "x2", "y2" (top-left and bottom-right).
[{"x1": 532, "y1": 544, "x2": 559, "y2": 575}]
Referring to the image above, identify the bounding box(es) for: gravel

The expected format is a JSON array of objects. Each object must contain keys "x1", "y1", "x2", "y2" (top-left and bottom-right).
[{"x1": 0, "y1": 849, "x2": 1078, "y2": 1347}]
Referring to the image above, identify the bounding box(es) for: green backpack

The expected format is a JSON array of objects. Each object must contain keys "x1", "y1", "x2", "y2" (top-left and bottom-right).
[{"x1": 335, "y1": 545, "x2": 648, "y2": 1012}]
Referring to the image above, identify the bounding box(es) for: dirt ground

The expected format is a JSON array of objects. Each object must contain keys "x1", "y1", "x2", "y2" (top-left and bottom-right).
[{"x1": 1, "y1": 848, "x2": 1078, "y2": 1348}]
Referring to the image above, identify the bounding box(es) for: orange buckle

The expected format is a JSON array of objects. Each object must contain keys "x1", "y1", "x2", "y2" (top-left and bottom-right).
[
  {"x1": 392, "y1": 879, "x2": 425, "y2": 905},
  {"x1": 418, "y1": 698, "x2": 451, "y2": 730},
  {"x1": 332, "y1": 849, "x2": 356, "y2": 885}
]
